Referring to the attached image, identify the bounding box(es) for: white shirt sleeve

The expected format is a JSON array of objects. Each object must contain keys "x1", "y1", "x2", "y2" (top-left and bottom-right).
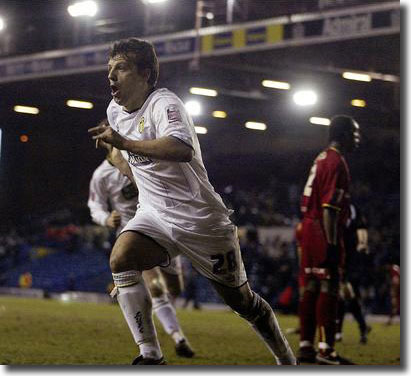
[
  {"x1": 87, "y1": 171, "x2": 110, "y2": 227},
  {"x1": 151, "y1": 97, "x2": 194, "y2": 148}
]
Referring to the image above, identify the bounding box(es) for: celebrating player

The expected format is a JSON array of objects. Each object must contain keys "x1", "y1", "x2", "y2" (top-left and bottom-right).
[
  {"x1": 297, "y1": 115, "x2": 360, "y2": 365},
  {"x1": 88, "y1": 132, "x2": 194, "y2": 358},
  {"x1": 88, "y1": 37, "x2": 296, "y2": 365}
]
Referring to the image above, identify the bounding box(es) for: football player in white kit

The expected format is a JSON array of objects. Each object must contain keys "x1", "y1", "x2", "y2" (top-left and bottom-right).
[
  {"x1": 88, "y1": 38, "x2": 297, "y2": 365},
  {"x1": 87, "y1": 138, "x2": 194, "y2": 358}
]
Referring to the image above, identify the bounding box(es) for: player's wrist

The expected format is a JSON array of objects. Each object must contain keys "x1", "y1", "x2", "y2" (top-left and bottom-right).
[{"x1": 121, "y1": 138, "x2": 135, "y2": 151}]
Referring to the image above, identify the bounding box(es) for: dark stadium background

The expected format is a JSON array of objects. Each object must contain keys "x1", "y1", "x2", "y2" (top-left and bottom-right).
[{"x1": 0, "y1": 0, "x2": 400, "y2": 316}]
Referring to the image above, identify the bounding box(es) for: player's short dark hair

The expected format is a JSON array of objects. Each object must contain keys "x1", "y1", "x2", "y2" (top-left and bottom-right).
[
  {"x1": 109, "y1": 37, "x2": 159, "y2": 87},
  {"x1": 329, "y1": 115, "x2": 355, "y2": 142}
]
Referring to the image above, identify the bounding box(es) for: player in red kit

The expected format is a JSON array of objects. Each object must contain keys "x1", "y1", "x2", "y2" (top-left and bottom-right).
[
  {"x1": 386, "y1": 264, "x2": 400, "y2": 325},
  {"x1": 297, "y1": 115, "x2": 360, "y2": 365}
]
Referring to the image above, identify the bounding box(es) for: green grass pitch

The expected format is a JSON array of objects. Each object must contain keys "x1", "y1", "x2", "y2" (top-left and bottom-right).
[{"x1": 0, "y1": 296, "x2": 400, "y2": 365}]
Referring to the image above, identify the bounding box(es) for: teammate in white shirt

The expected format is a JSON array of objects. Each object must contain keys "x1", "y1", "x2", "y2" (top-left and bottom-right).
[
  {"x1": 87, "y1": 142, "x2": 194, "y2": 358},
  {"x1": 88, "y1": 37, "x2": 296, "y2": 365}
]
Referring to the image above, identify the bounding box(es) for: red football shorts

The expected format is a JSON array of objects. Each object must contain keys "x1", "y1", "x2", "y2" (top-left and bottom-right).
[{"x1": 299, "y1": 217, "x2": 344, "y2": 286}]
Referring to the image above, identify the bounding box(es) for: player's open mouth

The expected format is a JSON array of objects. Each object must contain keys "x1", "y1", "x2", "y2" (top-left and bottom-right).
[{"x1": 110, "y1": 84, "x2": 119, "y2": 96}]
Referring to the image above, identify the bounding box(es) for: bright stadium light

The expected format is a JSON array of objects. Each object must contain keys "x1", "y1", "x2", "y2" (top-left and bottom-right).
[
  {"x1": 212, "y1": 111, "x2": 227, "y2": 119},
  {"x1": 142, "y1": 0, "x2": 169, "y2": 4},
  {"x1": 0, "y1": 17, "x2": 5, "y2": 31},
  {"x1": 14, "y1": 105, "x2": 40, "y2": 115},
  {"x1": 245, "y1": 121, "x2": 267, "y2": 131},
  {"x1": 189, "y1": 87, "x2": 218, "y2": 97},
  {"x1": 66, "y1": 99, "x2": 94, "y2": 109},
  {"x1": 342, "y1": 72, "x2": 372, "y2": 82},
  {"x1": 351, "y1": 99, "x2": 367, "y2": 108},
  {"x1": 68, "y1": 1, "x2": 98, "y2": 17},
  {"x1": 262, "y1": 80, "x2": 291, "y2": 90},
  {"x1": 293, "y1": 90, "x2": 318, "y2": 106},
  {"x1": 309, "y1": 117, "x2": 331, "y2": 126},
  {"x1": 185, "y1": 100, "x2": 201, "y2": 116},
  {"x1": 195, "y1": 126, "x2": 208, "y2": 134}
]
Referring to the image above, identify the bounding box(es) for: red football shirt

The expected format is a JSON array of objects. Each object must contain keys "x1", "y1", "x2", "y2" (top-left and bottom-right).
[{"x1": 301, "y1": 147, "x2": 351, "y2": 230}]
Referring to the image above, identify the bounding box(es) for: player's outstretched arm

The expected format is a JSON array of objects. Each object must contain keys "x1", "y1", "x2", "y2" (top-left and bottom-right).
[
  {"x1": 121, "y1": 136, "x2": 193, "y2": 163},
  {"x1": 88, "y1": 124, "x2": 193, "y2": 162}
]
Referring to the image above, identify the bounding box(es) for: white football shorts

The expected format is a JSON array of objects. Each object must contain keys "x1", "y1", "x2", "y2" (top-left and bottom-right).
[{"x1": 120, "y1": 208, "x2": 247, "y2": 288}]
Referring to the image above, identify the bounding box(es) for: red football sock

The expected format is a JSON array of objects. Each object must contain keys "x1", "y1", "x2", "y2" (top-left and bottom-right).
[{"x1": 317, "y1": 291, "x2": 338, "y2": 349}]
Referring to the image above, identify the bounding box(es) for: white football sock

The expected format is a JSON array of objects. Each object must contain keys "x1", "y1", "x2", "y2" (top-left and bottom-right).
[
  {"x1": 113, "y1": 270, "x2": 162, "y2": 359},
  {"x1": 152, "y1": 294, "x2": 185, "y2": 344}
]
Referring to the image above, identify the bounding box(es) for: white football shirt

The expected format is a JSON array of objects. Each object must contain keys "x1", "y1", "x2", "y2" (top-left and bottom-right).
[
  {"x1": 107, "y1": 88, "x2": 232, "y2": 231},
  {"x1": 88, "y1": 159, "x2": 139, "y2": 233}
]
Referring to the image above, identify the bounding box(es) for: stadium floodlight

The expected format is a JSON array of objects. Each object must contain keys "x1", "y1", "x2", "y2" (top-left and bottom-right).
[
  {"x1": 185, "y1": 100, "x2": 201, "y2": 116},
  {"x1": 68, "y1": 1, "x2": 98, "y2": 17},
  {"x1": 342, "y1": 72, "x2": 372, "y2": 82},
  {"x1": 195, "y1": 126, "x2": 208, "y2": 134},
  {"x1": 142, "y1": 0, "x2": 169, "y2": 4},
  {"x1": 262, "y1": 80, "x2": 290, "y2": 90},
  {"x1": 309, "y1": 117, "x2": 331, "y2": 126},
  {"x1": 0, "y1": 17, "x2": 5, "y2": 31},
  {"x1": 189, "y1": 87, "x2": 218, "y2": 97},
  {"x1": 66, "y1": 99, "x2": 94, "y2": 109},
  {"x1": 14, "y1": 105, "x2": 40, "y2": 115},
  {"x1": 245, "y1": 121, "x2": 267, "y2": 131},
  {"x1": 351, "y1": 99, "x2": 367, "y2": 108},
  {"x1": 212, "y1": 111, "x2": 227, "y2": 119},
  {"x1": 293, "y1": 90, "x2": 318, "y2": 106}
]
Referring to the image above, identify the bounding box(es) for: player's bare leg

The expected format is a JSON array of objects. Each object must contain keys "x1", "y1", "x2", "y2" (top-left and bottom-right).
[
  {"x1": 161, "y1": 269, "x2": 184, "y2": 305},
  {"x1": 298, "y1": 279, "x2": 319, "y2": 363},
  {"x1": 143, "y1": 268, "x2": 194, "y2": 358},
  {"x1": 211, "y1": 281, "x2": 297, "y2": 365},
  {"x1": 110, "y1": 231, "x2": 169, "y2": 365}
]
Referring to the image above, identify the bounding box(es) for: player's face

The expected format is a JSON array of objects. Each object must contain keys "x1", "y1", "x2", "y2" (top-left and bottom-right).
[{"x1": 107, "y1": 54, "x2": 149, "y2": 111}]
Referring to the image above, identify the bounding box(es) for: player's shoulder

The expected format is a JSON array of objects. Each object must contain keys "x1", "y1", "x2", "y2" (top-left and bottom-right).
[
  {"x1": 150, "y1": 88, "x2": 183, "y2": 108},
  {"x1": 323, "y1": 147, "x2": 344, "y2": 167}
]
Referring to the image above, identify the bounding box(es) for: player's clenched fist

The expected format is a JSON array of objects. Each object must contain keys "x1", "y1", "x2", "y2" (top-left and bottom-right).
[
  {"x1": 105, "y1": 210, "x2": 121, "y2": 229},
  {"x1": 88, "y1": 123, "x2": 126, "y2": 150}
]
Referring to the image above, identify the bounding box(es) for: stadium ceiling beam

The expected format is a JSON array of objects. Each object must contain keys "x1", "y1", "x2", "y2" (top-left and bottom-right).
[
  {"x1": 0, "y1": 1, "x2": 399, "y2": 84},
  {"x1": 205, "y1": 60, "x2": 399, "y2": 84}
]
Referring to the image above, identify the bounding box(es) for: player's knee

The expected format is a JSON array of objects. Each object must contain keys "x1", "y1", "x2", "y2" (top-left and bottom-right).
[
  {"x1": 109, "y1": 250, "x2": 128, "y2": 273},
  {"x1": 222, "y1": 288, "x2": 252, "y2": 314},
  {"x1": 167, "y1": 285, "x2": 181, "y2": 299},
  {"x1": 165, "y1": 277, "x2": 182, "y2": 298},
  {"x1": 147, "y1": 277, "x2": 165, "y2": 298}
]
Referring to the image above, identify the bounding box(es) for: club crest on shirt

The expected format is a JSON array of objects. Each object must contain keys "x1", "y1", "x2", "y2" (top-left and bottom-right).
[
  {"x1": 167, "y1": 105, "x2": 182, "y2": 124},
  {"x1": 138, "y1": 117, "x2": 145, "y2": 133}
]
